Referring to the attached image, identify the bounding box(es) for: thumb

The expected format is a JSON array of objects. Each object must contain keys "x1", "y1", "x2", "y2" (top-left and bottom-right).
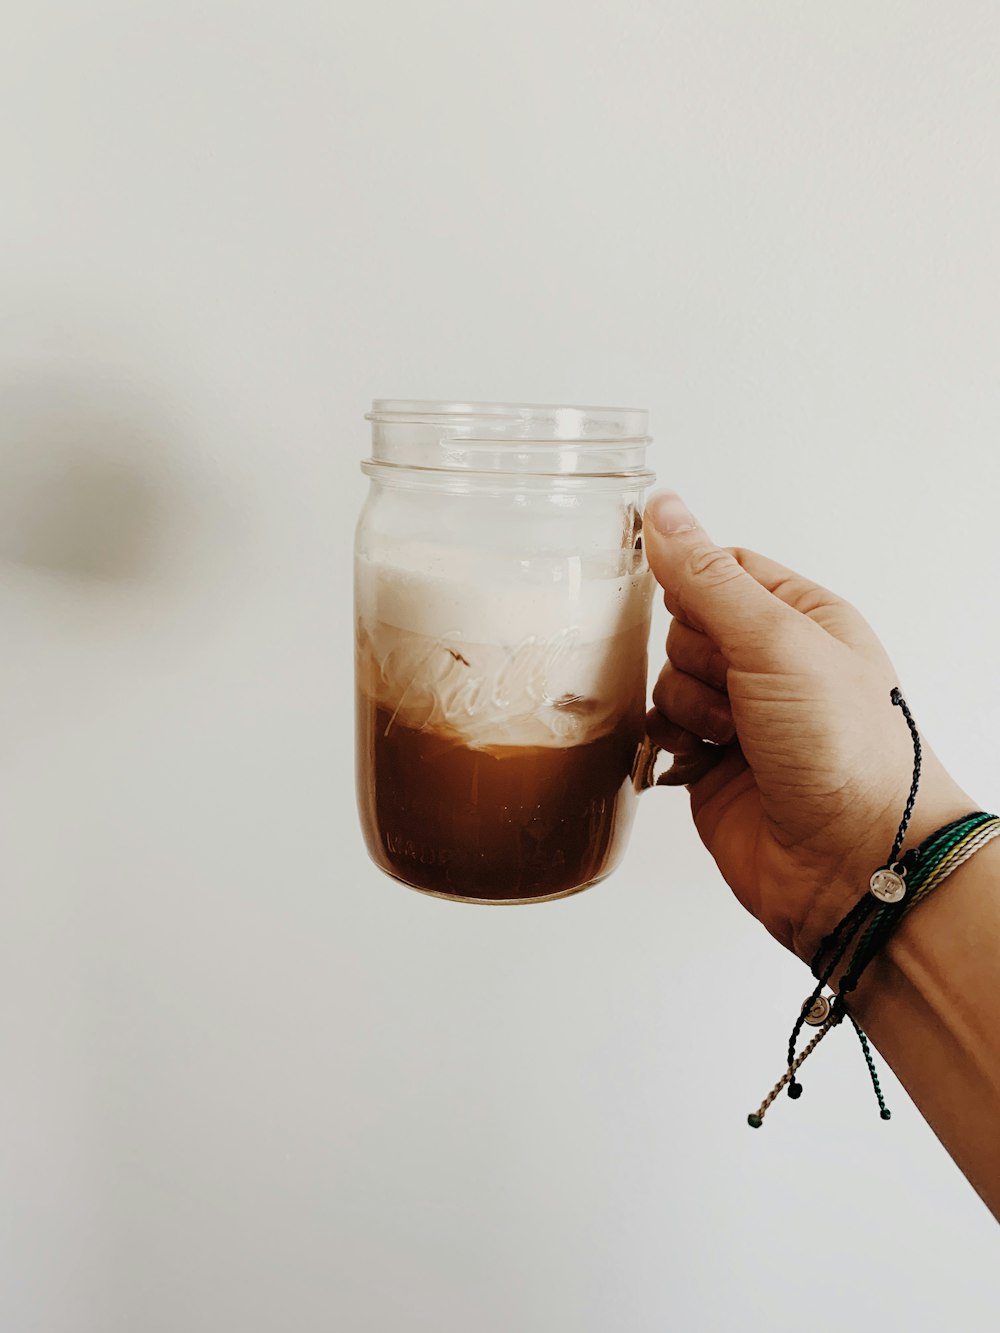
[{"x1": 643, "y1": 491, "x2": 802, "y2": 669}]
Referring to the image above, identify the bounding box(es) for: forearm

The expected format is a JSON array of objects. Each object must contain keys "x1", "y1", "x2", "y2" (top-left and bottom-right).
[{"x1": 851, "y1": 837, "x2": 1000, "y2": 1220}]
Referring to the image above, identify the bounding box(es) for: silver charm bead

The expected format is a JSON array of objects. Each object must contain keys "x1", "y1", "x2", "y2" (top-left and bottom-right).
[
  {"x1": 869, "y1": 867, "x2": 907, "y2": 904},
  {"x1": 802, "y1": 995, "x2": 832, "y2": 1026}
]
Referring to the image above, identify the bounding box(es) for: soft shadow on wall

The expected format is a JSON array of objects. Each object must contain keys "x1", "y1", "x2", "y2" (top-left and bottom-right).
[{"x1": 0, "y1": 358, "x2": 248, "y2": 764}]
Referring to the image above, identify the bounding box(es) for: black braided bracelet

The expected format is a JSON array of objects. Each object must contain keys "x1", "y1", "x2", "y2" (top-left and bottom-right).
[{"x1": 747, "y1": 688, "x2": 1000, "y2": 1128}]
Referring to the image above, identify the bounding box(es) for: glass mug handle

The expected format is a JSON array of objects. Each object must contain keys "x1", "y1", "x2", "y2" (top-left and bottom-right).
[{"x1": 633, "y1": 734, "x2": 670, "y2": 791}]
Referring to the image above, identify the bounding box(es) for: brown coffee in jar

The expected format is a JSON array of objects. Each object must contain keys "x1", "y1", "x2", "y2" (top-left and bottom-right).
[{"x1": 356, "y1": 696, "x2": 643, "y2": 902}]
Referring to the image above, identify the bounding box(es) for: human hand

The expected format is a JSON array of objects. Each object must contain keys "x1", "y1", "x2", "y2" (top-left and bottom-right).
[{"x1": 643, "y1": 492, "x2": 972, "y2": 962}]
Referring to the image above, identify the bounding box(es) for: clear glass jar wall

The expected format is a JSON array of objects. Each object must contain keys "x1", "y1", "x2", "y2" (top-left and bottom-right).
[{"x1": 355, "y1": 401, "x2": 656, "y2": 904}]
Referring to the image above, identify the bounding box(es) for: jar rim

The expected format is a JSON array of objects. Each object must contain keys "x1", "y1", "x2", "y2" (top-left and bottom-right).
[{"x1": 366, "y1": 399, "x2": 649, "y2": 441}]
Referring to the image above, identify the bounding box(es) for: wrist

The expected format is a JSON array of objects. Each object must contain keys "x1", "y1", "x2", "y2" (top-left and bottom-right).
[{"x1": 790, "y1": 763, "x2": 974, "y2": 966}]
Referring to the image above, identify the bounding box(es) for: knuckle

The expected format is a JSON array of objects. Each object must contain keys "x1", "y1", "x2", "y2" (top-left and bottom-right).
[
  {"x1": 685, "y1": 544, "x2": 742, "y2": 587},
  {"x1": 651, "y1": 668, "x2": 675, "y2": 713},
  {"x1": 665, "y1": 631, "x2": 690, "y2": 669},
  {"x1": 707, "y1": 648, "x2": 730, "y2": 689},
  {"x1": 666, "y1": 623, "x2": 729, "y2": 690}
]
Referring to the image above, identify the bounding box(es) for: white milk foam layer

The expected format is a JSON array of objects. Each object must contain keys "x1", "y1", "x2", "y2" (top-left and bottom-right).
[{"x1": 356, "y1": 551, "x2": 653, "y2": 748}]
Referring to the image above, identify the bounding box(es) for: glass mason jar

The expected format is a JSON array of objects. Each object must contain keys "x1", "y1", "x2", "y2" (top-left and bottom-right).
[{"x1": 355, "y1": 400, "x2": 656, "y2": 904}]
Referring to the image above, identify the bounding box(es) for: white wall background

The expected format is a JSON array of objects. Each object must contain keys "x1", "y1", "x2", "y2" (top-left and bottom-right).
[{"x1": 2, "y1": 3, "x2": 999, "y2": 1330}]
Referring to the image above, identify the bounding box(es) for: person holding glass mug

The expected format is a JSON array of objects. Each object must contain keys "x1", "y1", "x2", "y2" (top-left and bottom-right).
[
  {"x1": 355, "y1": 402, "x2": 1000, "y2": 1220},
  {"x1": 642, "y1": 488, "x2": 1000, "y2": 1222}
]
